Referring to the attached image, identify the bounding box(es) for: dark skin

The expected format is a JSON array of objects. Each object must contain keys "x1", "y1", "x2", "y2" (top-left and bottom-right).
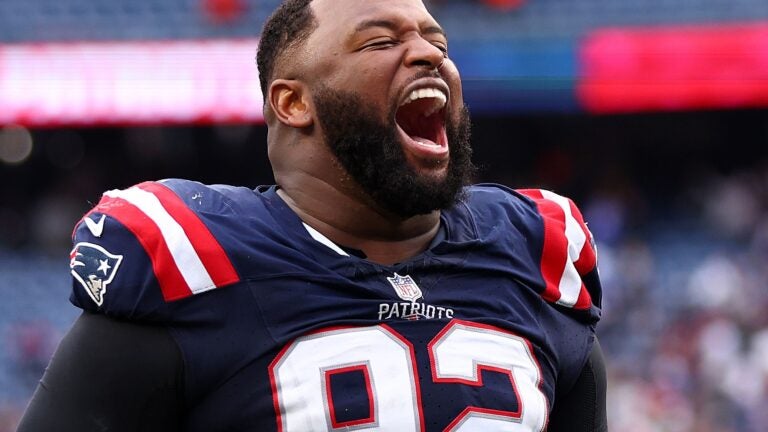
[{"x1": 265, "y1": 0, "x2": 464, "y2": 265}]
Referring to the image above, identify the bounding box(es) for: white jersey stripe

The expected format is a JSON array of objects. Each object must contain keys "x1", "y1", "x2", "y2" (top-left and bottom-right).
[
  {"x1": 541, "y1": 190, "x2": 586, "y2": 307},
  {"x1": 104, "y1": 187, "x2": 216, "y2": 293},
  {"x1": 303, "y1": 223, "x2": 350, "y2": 257}
]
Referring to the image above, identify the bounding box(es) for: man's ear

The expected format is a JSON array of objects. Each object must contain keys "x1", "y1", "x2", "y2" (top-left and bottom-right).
[{"x1": 268, "y1": 79, "x2": 313, "y2": 128}]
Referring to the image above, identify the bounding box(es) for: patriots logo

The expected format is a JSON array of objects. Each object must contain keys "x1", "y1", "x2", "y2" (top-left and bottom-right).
[{"x1": 70, "y1": 242, "x2": 123, "y2": 306}]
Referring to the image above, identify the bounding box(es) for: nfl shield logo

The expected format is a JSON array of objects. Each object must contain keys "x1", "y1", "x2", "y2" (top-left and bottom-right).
[{"x1": 386, "y1": 273, "x2": 423, "y2": 302}]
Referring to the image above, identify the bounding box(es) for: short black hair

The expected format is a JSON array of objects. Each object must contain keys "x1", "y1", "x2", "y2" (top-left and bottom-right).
[{"x1": 256, "y1": 0, "x2": 317, "y2": 97}]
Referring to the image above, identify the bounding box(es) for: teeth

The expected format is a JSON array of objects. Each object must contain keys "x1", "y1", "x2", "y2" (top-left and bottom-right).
[{"x1": 400, "y1": 87, "x2": 447, "y2": 116}]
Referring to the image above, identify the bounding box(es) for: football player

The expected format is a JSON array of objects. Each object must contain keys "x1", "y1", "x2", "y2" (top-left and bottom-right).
[{"x1": 18, "y1": 0, "x2": 607, "y2": 430}]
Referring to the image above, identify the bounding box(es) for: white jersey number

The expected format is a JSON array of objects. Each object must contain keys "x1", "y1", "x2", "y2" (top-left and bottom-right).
[{"x1": 269, "y1": 320, "x2": 547, "y2": 432}]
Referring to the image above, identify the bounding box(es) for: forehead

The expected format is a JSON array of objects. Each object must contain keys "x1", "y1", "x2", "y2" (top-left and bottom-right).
[{"x1": 311, "y1": 0, "x2": 439, "y2": 36}]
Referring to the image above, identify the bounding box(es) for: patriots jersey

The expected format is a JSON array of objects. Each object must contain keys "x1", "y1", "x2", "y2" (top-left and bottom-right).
[{"x1": 68, "y1": 179, "x2": 601, "y2": 432}]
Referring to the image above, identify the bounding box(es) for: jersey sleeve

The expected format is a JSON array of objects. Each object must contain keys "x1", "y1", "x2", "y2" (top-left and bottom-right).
[
  {"x1": 547, "y1": 337, "x2": 608, "y2": 432},
  {"x1": 516, "y1": 188, "x2": 602, "y2": 322},
  {"x1": 16, "y1": 312, "x2": 184, "y2": 431},
  {"x1": 69, "y1": 180, "x2": 240, "y2": 319}
]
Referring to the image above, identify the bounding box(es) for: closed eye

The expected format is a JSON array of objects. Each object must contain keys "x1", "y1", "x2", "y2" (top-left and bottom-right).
[
  {"x1": 363, "y1": 39, "x2": 398, "y2": 50},
  {"x1": 432, "y1": 42, "x2": 448, "y2": 56}
]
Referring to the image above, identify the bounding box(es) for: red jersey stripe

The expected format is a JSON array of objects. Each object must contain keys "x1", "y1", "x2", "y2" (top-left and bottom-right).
[
  {"x1": 519, "y1": 189, "x2": 567, "y2": 304},
  {"x1": 138, "y1": 182, "x2": 240, "y2": 289},
  {"x1": 519, "y1": 189, "x2": 594, "y2": 310},
  {"x1": 90, "y1": 195, "x2": 193, "y2": 301}
]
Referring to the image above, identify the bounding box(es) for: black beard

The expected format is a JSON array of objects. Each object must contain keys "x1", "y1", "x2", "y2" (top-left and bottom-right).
[{"x1": 313, "y1": 86, "x2": 475, "y2": 218}]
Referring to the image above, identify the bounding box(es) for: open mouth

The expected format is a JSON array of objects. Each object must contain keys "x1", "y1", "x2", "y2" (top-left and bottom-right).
[{"x1": 395, "y1": 87, "x2": 448, "y2": 150}]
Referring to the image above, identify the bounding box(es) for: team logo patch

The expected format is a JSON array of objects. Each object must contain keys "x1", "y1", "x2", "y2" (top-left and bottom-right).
[
  {"x1": 386, "y1": 273, "x2": 423, "y2": 302},
  {"x1": 70, "y1": 242, "x2": 123, "y2": 306},
  {"x1": 379, "y1": 273, "x2": 453, "y2": 321}
]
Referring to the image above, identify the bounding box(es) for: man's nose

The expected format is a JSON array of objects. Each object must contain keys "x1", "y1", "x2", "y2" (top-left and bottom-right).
[{"x1": 403, "y1": 37, "x2": 446, "y2": 70}]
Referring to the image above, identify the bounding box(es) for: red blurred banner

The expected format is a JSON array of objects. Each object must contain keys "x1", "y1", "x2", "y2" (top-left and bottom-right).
[
  {"x1": 0, "y1": 39, "x2": 264, "y2": 127},
  {"x1": 578, "y1": 23, "x2": 768, "y2": 113}
]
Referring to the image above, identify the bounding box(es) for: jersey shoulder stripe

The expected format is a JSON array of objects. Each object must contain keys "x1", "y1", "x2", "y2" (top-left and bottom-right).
[
  {"x1": 87, "y1": 181, "x2": 240, "y2": 302},
  {"x1": 516, "y1": 188, "x2": 597, "y2": 310}
]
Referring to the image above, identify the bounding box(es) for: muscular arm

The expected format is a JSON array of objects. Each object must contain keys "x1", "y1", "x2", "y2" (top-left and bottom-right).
[
  {"x1": 547, "y1": 337, "x2": 608, "y2": 432},
  {"x1": 17, "y1": 311, "x2": 184, "y2": 432}
]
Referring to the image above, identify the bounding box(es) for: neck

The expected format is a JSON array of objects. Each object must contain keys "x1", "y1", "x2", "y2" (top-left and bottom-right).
[{"x1": 276, "y1": 177, "x2": 441, "y2": 265}]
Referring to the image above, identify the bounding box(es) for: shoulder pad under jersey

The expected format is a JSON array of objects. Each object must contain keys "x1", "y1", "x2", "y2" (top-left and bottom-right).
[
  {"x1": 515, "y1": 188, "x2": 601, "y2": 313},
  {"x1": 69, "y1": 179, "x2": 241, "y2": 318}
]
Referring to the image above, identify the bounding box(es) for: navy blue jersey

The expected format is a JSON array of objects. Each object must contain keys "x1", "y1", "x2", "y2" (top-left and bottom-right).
[{"x1": 68, "y1": 179, "x2": 601, "y2": 432}]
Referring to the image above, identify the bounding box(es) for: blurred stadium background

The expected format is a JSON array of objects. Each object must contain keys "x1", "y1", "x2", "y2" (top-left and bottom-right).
[{"x1": 1, "y1": 0, "x2": 768, "y2": 430}]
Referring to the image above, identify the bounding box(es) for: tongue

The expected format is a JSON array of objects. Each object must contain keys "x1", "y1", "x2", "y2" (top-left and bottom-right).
[
  {"x1": 396, "y1": 99, "x2": 441, "y2": 145},
  {"x1": 411, "y1": 135, "x2": 439, "y2": 146}
]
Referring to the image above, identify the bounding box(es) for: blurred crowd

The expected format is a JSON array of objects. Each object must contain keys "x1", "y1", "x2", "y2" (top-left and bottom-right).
[
  {"x1": 589, "y1": 162, "x2": 768, "y2": 432},
  {"x1": 0, "y1": 252, "x2": 75, "y2": 432}
]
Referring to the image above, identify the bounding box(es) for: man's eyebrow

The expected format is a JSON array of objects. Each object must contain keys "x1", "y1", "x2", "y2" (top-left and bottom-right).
[
  {"x1": 354, "y1": 19, "x2": 398, "y2": 33},
  {"x1": 422, "y1": 25, "x2": 446, "y2": 38},
  {"x1": 353, "y1": 19, "x2": 447, "y2": 38}
]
